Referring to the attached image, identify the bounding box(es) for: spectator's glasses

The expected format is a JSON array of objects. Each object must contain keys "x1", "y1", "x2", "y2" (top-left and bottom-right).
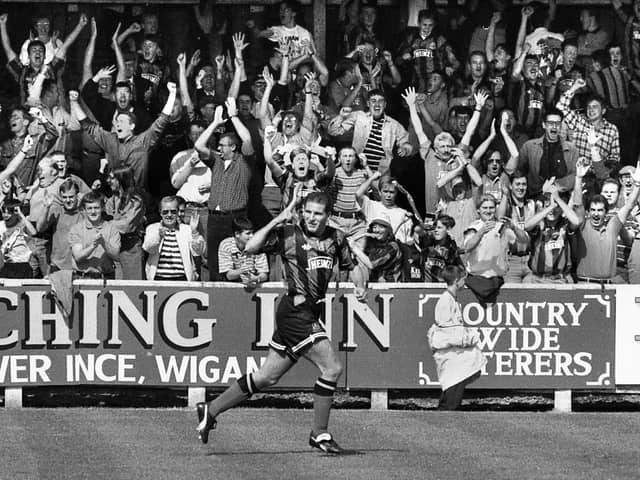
[{"x1": 161, "y1": 209, "x2": 178, "y2": 216}]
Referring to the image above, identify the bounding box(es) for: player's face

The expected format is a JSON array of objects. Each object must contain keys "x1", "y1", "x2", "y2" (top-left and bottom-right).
[
  {"x1": 478, "y1": 200, "x2": 497, "y2": 221},
  {"x1": 302, "y1": 201, "x2": 328, "y2": 234},
  {"x1": 61, "y1": 190, "x2": 78, "y2": 211},
  {"x1": 588, "y1": 202, "x2": 607, "y2": 228},
  {"x1": 601, "y1": 183, "x2": 619, "y2": 208}
]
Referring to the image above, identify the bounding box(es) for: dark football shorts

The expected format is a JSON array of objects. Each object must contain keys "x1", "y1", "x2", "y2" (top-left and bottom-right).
[{"x1": 269, "y1": 294, "x2": 328, "y2": 362}]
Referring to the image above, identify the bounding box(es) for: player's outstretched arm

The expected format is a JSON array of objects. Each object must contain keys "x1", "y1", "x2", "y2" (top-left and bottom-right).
[{"x1": 245, "y1": 184, "x2": 302, "y2": 254}]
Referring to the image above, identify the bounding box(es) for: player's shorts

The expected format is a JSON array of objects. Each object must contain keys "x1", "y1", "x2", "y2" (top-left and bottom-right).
[{"x1": 269, "y1": 294, "x2": 328, "y2": 362}]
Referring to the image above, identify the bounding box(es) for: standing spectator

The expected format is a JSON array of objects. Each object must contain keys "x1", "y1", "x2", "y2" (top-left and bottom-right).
[
  {"x1": 194, "y1": 107, "x2": 253, "y2": 281},
  {"x1": 105, "y1": 167, "x2": 146, "y2": 280},
  {"x1": 69, "y1": 192, "x2": 120, "y2": 279},
  {"x1": 262, "y1": 1, "x2": 315, "y2": 69},
  {"x1": 19, "y1": 14, "x2": 63, "y2": 66},
  {"x1": 523, "y1": 180, "x2": 581, "y2": 284},
  {"x1": 508, "y1": 46, "x2": 545, "y2": 137},
  {"x1": 0, "y1": 13, "x2": 88, "y2": 104},
  {"x1": 576, "y1": 9, "x2": 610, "y2": 58},
  {"x1": 357, "y1": 214, "x2": 403, "y2": 283},
  {"x1": 218, "y1": 217, "x2": 269, "y2": 288},
  {"x1": 463, "y1": 194, "x2": 529, "y2": 306},
  {"x1": 328, "y1": 89, "x2": 412, "y2": 173},
  {"x1": 327, "y1": 59, "x2": 366, "y2": 114},
  {"x1": 557, "y1": 78, "x2": 620, "y2": 166},
  {"x1": 69, "y1": 83, "x2": 177, "y2": 189},
  {"x1": 143, "y1": 195, "x2": 204, "y2": 281},
  {"x1": 34, "y1": 178, "x2": 82, "y2": 273},
  {"x1": 574, "y1": 160, "x2": 640, "y2": 284},
  {"x1": 612, "y1": 0, "x2": 640, "y2": 84},
  {"x1": 508, "y1": 108, "x2": 579, "y2": 197},
  {"x1": 416, "y1": 214, "x2": 464, "y2": 283}
]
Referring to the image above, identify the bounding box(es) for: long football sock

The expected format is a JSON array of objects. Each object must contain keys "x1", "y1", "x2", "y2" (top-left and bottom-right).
[
  {"x1": 312, "y1": 377, "x2": 337, "y2": 434},
  {"x1": 208, "y1": 374, "x2": 259, "y2": 418}
]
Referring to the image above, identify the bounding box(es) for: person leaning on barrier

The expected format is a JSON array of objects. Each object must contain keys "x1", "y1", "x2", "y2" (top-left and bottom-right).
[
  {"x1": 143, "y1": 195, "x2": 204, "y2": 282},
  {"x1": 218, "y1": 216, "x2": 269, "y2": 288},
  {"x1": 68, "y1": 191, "x2": 120, "y2": 280}
]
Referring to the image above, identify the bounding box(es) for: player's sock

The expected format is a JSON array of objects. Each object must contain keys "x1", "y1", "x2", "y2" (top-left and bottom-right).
[
  {"x1": 208, "y1": 374, "x2": 259, "y2": 418},
  {"x1": 312, "y1": 377, "x2": 337, "y2": 434}
]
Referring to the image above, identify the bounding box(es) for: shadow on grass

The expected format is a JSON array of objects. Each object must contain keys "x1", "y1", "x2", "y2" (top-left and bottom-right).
[{"x1": 205, "y1": 448, "x2": 406, "y2": 456}]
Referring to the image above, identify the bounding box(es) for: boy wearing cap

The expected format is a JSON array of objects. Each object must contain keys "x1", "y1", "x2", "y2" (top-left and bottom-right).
[{"x1": 360, "y1": 214, "x2": 403, "y2": 283}]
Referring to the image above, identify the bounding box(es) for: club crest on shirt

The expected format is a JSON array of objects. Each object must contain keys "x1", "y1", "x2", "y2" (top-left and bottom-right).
[{"x1": 307, "y1": 255, "x2": 333, "y2": 270}]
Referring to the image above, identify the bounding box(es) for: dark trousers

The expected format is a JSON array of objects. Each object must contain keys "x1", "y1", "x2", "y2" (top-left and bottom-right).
[
  {"x1": 438, "y1": 371, "x2": 481, "y2": 411},
  {"x1": 207, "y1": 210, "x2": 243, "y2": 281}
]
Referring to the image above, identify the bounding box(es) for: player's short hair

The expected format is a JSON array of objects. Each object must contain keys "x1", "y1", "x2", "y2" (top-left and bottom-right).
[
  {"x1": 436, "y1": 214, "x2": 456, "y2": 230},
  {"x1": 441, "y1": 265, "x2": 466, "y2": 286},
  {"x1": 304, "y1": 191, "x2": 333, "y2": 214},
  {"x1": 232, "y1": 217, "x2": 254, "y2": 234}
]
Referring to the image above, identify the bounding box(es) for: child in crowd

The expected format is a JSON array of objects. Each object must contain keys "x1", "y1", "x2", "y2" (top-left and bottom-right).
[
  {"x1": 218, "y1": 217, "x2": 269, "y2": 289},
  {"x1": 427, "y1": 265, "x2": 486, "y2": 410}
]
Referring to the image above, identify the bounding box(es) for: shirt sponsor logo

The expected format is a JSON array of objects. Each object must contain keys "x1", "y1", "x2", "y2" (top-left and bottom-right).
[{"x1": 307, "y1": 255, "x2": 333, "y2": 270}]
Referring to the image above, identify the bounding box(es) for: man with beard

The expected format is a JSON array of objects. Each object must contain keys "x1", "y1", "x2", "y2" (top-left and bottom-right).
[
  {"x1": 575, "y1": 159, "x2": 640, "y2": 283},
  {"x1": 196, "y1": 190, "x2": 367, "y2": 454},
  {"x1": 328, "y1": 89, "x2": 412, "y2": 173},
  {"x1": 81, "y1": 68, "x2": 152, "y2": 133},
  {"x1": 509, "y1": 108, "x2": 578, "y2": 197},
  {"x1": 0, "y1": 13, "x2": 87, "y2": 104}
]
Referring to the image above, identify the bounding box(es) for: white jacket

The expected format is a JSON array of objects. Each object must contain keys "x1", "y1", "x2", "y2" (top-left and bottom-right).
[{"x1": 142, "y1": 223, "x2": 204, "y2": 281}]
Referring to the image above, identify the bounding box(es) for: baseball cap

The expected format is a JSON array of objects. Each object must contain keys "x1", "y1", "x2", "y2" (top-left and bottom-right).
[{"x1": 369, "y1": 214, "x2": 392, "y2": 231}]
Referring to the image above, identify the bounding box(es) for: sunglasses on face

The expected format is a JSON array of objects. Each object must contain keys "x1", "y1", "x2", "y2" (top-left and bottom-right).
[{"x1": 161, "y1": 209, "x2": 178, "y2": 215}]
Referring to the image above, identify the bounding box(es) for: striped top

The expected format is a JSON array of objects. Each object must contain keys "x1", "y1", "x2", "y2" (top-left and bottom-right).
[
  {"x1": 362, "y1": 117, "x2": 386, "y2": 171},
  {"x1": 528, "y1": 218, "x2": 574, "y2": 276},
  {"x1": 156, "y1": 230, "x2": 185, "y2": 278},
  {"x1": 218, "y1": 236, "x2": 269, "y2": 282},
  {"x1": 330, "y1": 167, "x2": 368, "y2": 213},
  {"x1": 587, "y1": 67, "x2": 630, "y2": 110},
  {"x1": 508, "y1": 78, "x2": 544, "y2": 136},
  {"x1": 208, "y1": 152, "x2": 252, "y2": 211}
]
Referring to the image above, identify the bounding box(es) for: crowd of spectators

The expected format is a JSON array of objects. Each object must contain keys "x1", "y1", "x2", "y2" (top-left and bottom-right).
[{"x1": 1, "y1": 0, "x2": 640, "y2": 288}]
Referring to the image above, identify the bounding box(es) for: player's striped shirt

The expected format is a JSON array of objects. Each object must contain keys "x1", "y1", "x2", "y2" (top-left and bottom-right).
[
  {"x1": 330, "y1": 167, "x2": 367, "y2": 213},
  {"x1": 265, "y1": 222, "x2": 355, "y2": 302},
  {"x1": 362, "y1": 117, "x2": 385, "y2": 171},
  {"x1": 218, "y1": 236, "x2": 269, "y2": 282},
  {"x1": 156, "y1": 230, "x2": 185, "y2": 279}
]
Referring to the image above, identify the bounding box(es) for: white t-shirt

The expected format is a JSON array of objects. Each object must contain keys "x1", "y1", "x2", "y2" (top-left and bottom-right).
[
  {"x1": 359, "y1": 196, "x2": 412, "y2": 244},
  {"x1": 269, "y1": 25, "x2": 314, "y2": 62}
]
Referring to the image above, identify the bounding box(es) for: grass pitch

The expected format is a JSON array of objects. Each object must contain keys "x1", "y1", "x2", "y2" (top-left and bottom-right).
[{"x1": 0, "y1": 408, "x2": 637, "y2": 480}]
